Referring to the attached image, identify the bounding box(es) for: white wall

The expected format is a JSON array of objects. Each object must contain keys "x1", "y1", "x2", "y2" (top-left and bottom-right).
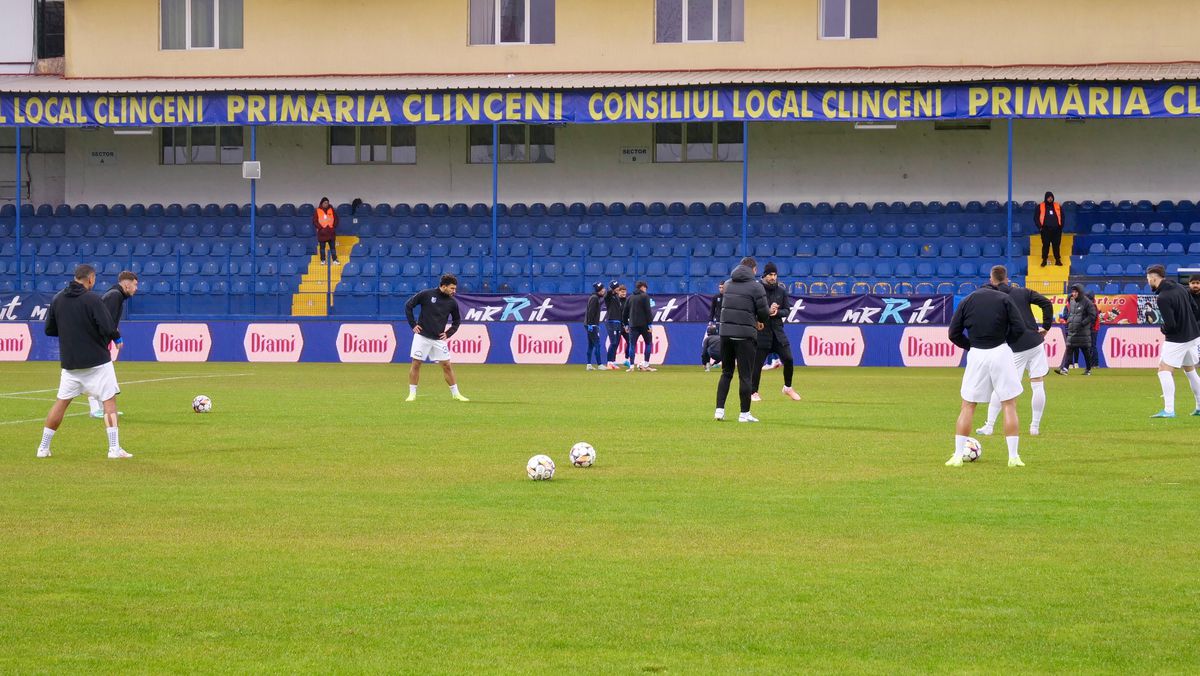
[
  {"x1": 0, "y1": 0, "x2": 36, "y2": 74},
  {"x1": 57, "y1": 119, "x2": 1200, "y2": 210}
]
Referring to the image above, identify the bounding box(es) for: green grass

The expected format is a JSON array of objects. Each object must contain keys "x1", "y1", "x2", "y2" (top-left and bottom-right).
[{"x1": 1, "y1": 362, "x2": 1198, "y2": 673}]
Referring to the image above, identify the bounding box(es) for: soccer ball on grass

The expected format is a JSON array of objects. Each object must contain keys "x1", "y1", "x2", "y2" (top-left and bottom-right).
[
  {"x1": 526, "y1": 454, "x2": 555, "y2": 480},
  {"x1": 963, "y1": 437, "x2": 982, "y2": 462},
  {"x1": 192, "y1": 395, "x2": 213, "y2": 413},
  {"x1": 569, "y1": 442, "x2": 596, "y2": 467}
]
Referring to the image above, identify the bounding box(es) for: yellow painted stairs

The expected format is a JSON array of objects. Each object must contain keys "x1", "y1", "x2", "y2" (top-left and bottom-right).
[
  {"x1": 1023, "y1": 232, "x2": 1074, "y2": 296},
  {"x1": 291, "y1": 236, "x2": 360, "y2": 316}
]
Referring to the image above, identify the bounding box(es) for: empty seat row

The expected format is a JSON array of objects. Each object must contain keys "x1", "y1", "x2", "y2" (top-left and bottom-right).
[
  {"x1": 1087, "y1": 242, "x2": 1200, "y2": 255},
  {"x1": 1089, "y1": 222, "x2": 1200, "y2": 234}
]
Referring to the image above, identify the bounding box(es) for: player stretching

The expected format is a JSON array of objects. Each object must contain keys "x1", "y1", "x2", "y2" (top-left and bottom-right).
[
  {"x1": 88, "y1": 271, "x2": 138, "y2": 419},
  {"x1": 946, "y1": 279, "x2": 1029, "y2": 467},
  {"x1": 976, "y1": 266, "x2": 1053, "y2": 436},
  {"x1": 404, "y1": 274, "x2": 469, "y2": 402},
  {"x1": 37, "y1": 264, "x2": 130, "y2": 459},
  {"x1": 1146, "y1": 265, "x2": 1200, "y2": 418},
  {"x1": 750, "y1": 262, "x2": 801, "y2": 402}
]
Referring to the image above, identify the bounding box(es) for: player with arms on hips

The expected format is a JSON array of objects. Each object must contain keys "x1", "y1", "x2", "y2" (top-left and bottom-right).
[
  {"x1": 1146, "y1": 265, "x2": 1200, "y2": 418},
  {"x1": 946, "y1": 277, "x2": 1030, "y2": 467},
  {"x1": 404, "y1": 274, "x2": 469, "y2": 402},
  {"x1": 37, "y1": 264, "x2": 130, "y2": 459},
  {"x1": 750, "y1": 262, "x2": 801, "y2": 402},
  {"x1": 88, "y1": 271, "x2": 138, "y2": 419},
  {"x1": 976, "y1": 265, "x2": 1054, "y2": 436}
]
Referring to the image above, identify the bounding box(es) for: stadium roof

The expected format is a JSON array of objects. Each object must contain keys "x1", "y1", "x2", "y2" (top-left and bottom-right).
[{"x1": 3, "y1": 62, "x2": 1200, "y2": 93}]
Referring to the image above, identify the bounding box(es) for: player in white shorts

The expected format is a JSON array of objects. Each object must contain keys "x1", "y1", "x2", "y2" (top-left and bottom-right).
[
  {"x1": 1146, "y1": 265, "x2": 1200, "y2": 418},
  {"x1": 976, "y1": 266, "x2": 1055, "y2": 436},
  {"x1": 404, "y1": 274, "x2": 470, "y2": 403},
  {"x1": 945, "y1": 274, "x2": 1030, "y2": 467},
  {"x1": 37, "y1": 264, "x2": 132, "y2": 459}
]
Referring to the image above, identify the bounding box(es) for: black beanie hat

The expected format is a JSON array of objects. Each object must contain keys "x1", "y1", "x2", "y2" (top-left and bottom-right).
[
  {"x1": 1044, "y1": 191, "x2": 1055, "y2": 201},
  {"x1": 609, "y1": 280, "x2": 620, "y2": 290},
  {"x1": 763, "y1": 262, "x2": 778, "y2": 276},
  {"x1": 593, "y1": 282, "x2": 604, "y2": 292}
]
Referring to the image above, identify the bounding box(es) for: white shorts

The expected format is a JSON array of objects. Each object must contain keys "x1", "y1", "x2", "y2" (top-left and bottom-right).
[
  {"x1": 410, "y1": 334, "x2": 451, "y2": 363},
  {"x1": 1013, "y1": 344, "x2": 1050, "y2": 379},
  {"x1": 1160, "y1": 338, "x2": 1200, "y2": 369},
  {"x1": 961, "y1": 344, "x2": 1023, "y2": 404},
  {"x1": 57, "y1": 362, "x2": 120, "y2": 401}
]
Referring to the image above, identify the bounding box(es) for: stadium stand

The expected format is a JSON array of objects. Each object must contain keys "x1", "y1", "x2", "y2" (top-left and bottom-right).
[{"x1": 3, "y1": 198, "x2": 1197, "y2": 316}]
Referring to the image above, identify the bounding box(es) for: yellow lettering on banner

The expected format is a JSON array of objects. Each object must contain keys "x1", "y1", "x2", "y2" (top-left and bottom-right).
[
  {"x1": 898, "y1": 90, "x2": 912, "y2": 118},
  {"x1": 744, "y1": 89, "x2": 764, "y2": 118},
  {"x1": 282, "y1": 95, "x2": 309, "y2": 122},
  {"x1": 914, "y1": 90, "x2": 934, "y2": 118},
  {"x1": 1028, "y1": 87, "x2": 1058, "y2": 116},
  {"x1": 767, "y1": 90, "x2": 783, "y2": 117},
  {"x1": 1112, "y1": 87, "x2": 1124, "y2": 115},
  {"x1": 625, "y1": 92, "x2": 644, "y2": 120},
  {"x1": 1189, "y1": 86, "x2": 1200, "y2": 114},
  {"x1": 333, "y1": 95, "x2": 354, "y2": 123},
  {"x1": 646, "y1": 91, "x2": 661, "y2": 119},
  {"x1": 587, "y1": 93, "x2": 603, "y2": 120},
  {"x1": 246, "y1": 95, "x2": 265, "y2": 123},
  {"x1": 93, "y1": 98, "x2": 108, "y2": 124},
  {"x1": 553, "y1": 92, "x2": 563, "y2": 120},
  {"x1": 310, "y1": 95, "x2": 332, "y2": 123},
  {"x1": 693, "y1": 90, "x2": 711, "y2": 118},
  {"x1": 147, "y1": 96, "x2": 163, "y2": 124},
  {"x1": 528, "y1": 92, "x2": 550, "y2": 121},
  {"x1": 400, "y1": 95, "x2": 421, "y2": 123},
  {"x1": 503, "y1": 92, "x2": 519, "y2": 120},
  {"x1": 227, "y1": 95, "x2": 246, "y2": 120},
  {"x1": 782, "y1": 90, "x2": 800, "y2": 118},
  {"x1": 860, "y1": 90, "x2": 879, "y2": 118},
  {"x1": 43, "y1": 97, "x2": 61, "y2": 125},
  {"x1": 456, "y1": 93, "x2": 479, "y2": 122},
  {"x1": 731, "y1": 90, "x2": 744, "y2": 118},
  {"x1": 992, "y1": 87, "x2": 1012, "y2": 116},
  {"x1": 484, "y1": 93, "x2": 504, "y2": 121},
  {"x1": 0, "y1": 97, "x2": 7, "y2": 123},
  {"x1": 821, "y1": 90, "x2": 837, "y2": 118},
  {"x1": 367, "y1": 95, "x2": 389, "y2": 123},
  {"x1": 881, "y1": 89, "x2": 897, "y2": 118},
  {"x1": 1164, "y1": 85, "x2": 1185, "y2": 115},
  {"x1": 968, "y1": 87, "x2": 989, "y2": 116},
  {"x1": 1060, "y1": 87, "x2": 1084, "y2": 116},
  {"x1": 183, "y1": 95, "x2": 199, "y2": 123},
  {"x1": 603, "y1": 92, "x2": 621, "y2": 121},
  {"x1": 1088, "y1": 87, "x2": 1111, "y2": 116},
  {"x1": 1126, "y1": 87, "x2": 1150, "y2": 115}
]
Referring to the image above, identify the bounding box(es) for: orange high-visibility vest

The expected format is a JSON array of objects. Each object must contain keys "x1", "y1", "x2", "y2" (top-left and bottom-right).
[
  {"x1": 316, "y1": 208, "x2": 335, "y2": 228},
  {"x1": 1036, "y1": 202, "x2": 1061, "y2": 228}
]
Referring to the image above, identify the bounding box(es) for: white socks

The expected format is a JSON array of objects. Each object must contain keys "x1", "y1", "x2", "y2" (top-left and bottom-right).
[
  {"x1": 1158, "y1": 371, "x2": 1176, "y2": 414},
  {"x1": 1030, "y1": 381, "x2": 1046, "y2": 428},
  {"x1": 1006, "y1": 436, "x2": 1020, "y2": 460},
  {"x1": 409, "y1": 384, "x2": 418, "y2": 395},
  {"x1": 39, "y1": 427, "x2": 55, "y2": 451},
  {"x1": 954, "y1": 434, "x2": 967, "y2": 460},
  {"x1": 88, "y1": 397, "x2": 102, "y2": 416},
  {"x1": 984, "y1": 394, "x2": 1001, "y2": 429},
  {"x1": 106, "y1": 426, "x2": 120, "y2": 451},
  {"x1": 1185, "y1": 370, "x2": 1200, "y2": 409},
  {"x1": 449, "y1": 384, "x2": 460, "y2": 396}
]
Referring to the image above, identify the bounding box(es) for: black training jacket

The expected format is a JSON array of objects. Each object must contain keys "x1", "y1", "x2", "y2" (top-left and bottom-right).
[
  {"x1": 624, "y1": 290, "x2": 653, "y2": 328},
  {"x1": 585, "y1": 294, "x2": 603, "y2": 324},
  {"x1": 44, "y1": 281, "x2": 120, "y2": 370},
  {"x1": 948, "y1": 286, "x2": 1028, "y2": 350},
  {"x1": 995, "y1": 282, "x2": 1053, "y2": 352},
  {"x1": 405, "y1": 288, "x2": 462, "y2": 339},
  {"x1": 604, "y1": 293, "x2": 624, "y2": 323},
  {"x1": 709, "y1": 293, "x2": 723, "y2": 323},
  {"x1": 756, "y1": 281, "x2": 792, "y2": 348},
  {"x1": 101, "y1": 284, "x2": 131, "y2": 327},
  {"x1": 1154, "y1": 279, "x2": 1200, "y2": 343},
  {"x1": 719, "y1": 265, "x2": 769, "y2": 340}
]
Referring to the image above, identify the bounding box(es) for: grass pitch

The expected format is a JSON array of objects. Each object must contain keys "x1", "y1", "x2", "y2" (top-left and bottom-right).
[{"x1": 1, "y1": 362, "x2": 1198, "y2": 673}]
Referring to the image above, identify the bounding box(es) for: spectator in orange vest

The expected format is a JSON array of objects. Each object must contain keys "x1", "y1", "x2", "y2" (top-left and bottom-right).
[
  {"x1": 1036, "y1": 191, "x2": 1064, "y2": 267},
  {"x1": 313, "y1": 197, "x2": 339, "y2": 265}
]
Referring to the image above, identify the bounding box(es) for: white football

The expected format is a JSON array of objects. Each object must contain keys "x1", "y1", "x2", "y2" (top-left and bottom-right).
[
  {"x1": 569, "y1": 442, "x2": 596, "y2": 467},
  {"x1": 526, "y1": 454, "x2": 555, "y2": 480},
  {"x1": 963, "y1": 437, "x2": 982, "y2": 462},
  {"x1": 192, "y1": 395, "x2": 213, "y2": 414}
]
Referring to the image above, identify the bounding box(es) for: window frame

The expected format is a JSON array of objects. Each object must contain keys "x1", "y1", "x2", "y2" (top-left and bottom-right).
[
  {"x1": 819, "y1": 0, "x2": 877, "y2": 40},
  {"x1": 326, "y1": 126, "x2": 418, "y2": 166},
  {"x1": 652, "y1": 122, "x2": 743, "y2": 163},
  {"x1": 496, "y1": 0, "x2": 531, "y2": 45},
  {"x1": 467, "y1": 124, "x2": 556, "y2": 164},
  {"x1": 161, "y1": 0, "x2": 242, "y2": 51},
  {"x1": 160, "y1": 126, "x2": 245, "y2": 166},
  {"x1": 656, "y1": 0, "x2": 743, "y2": 44}
]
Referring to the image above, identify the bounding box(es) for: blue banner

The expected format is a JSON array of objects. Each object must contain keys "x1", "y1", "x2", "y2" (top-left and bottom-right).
[{"x1": 3, "y1": 84, "x2": 1200, "y2": 127}]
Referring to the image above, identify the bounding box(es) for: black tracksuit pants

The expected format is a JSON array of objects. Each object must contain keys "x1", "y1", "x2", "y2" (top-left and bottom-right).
[
  {"x1": 629, "y1": 326, "x2": 652, "y2": 363},
  {"x1": 1040, "y1": 228, "x2": 1062, "y2": 264},
  {"x1": 716, "y1": 337, "x2": 758, "y2": 413},
  {"x1": 752, "y1": 333, "x2": 794, "y2": 393}
]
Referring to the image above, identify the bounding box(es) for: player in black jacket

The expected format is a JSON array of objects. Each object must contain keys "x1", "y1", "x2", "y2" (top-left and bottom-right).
[
  {"x1": 750, "y1": 262, "x2": 801, "y2": 402},
  {"x1": 976, "y1": 266, "x2": 1054, "y2": 437},
  {"x1": 584, "y1": 282, "x2": 606, "y2": 370},
  {"x1": 604, "y1": 282, "x2": 628, "y2": 369},
  {"x1": 1147, "y1": 265, "x2": 1200, "y2": 417},
  {"x1": 87, "y1": 271, "x2": 138, "y2": 419},
  {"x1": 709, "y1": 281, "x2": 724, "y2": 323},
  {"x1": 946, "y1": 280, "x2": 1029, "y2": 467},
  {"x1": 715, "y1": 258, "x2": 770, "y2": 422},
  {"x1": 623, "y1": 281, "x2": 655, "y2": 371},
  {"x1": 404, "y1": 274, "x2": 468, "y2": 402},
  {"x1": 37, "y1": 264, "x2": 130, "y2": 459}
]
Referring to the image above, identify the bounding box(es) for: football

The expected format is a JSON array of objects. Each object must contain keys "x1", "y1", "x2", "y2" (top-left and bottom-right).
[
  {"x1": 192, "y1": 395, "x2": 213, "y2": 414},
  {"x1": 569, "y1": 442, "x2": 596, "y2": 467},
  {"x1": 963, "y1": 437, "x2": 982, "y2": 462},
  {"x1": 526, "y1": 454, "x2": 555, "y2": 480}
]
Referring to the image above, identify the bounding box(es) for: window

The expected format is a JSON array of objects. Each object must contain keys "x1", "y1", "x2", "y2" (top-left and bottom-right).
[
  {"x1": 656, "y1": 0, "x2": 743, "y2": 43},
  {"x1": 0, "y1": 128, "x2": 63, "y2": 153},
  {"x1": 328, "y1": 126, "x2": 417, "y2": 165},
  {"x1": 161, "y1": 0, "x2": 243, "y2": 50},
  {"x1": 820, "y1": 0, "x2": 877, "y2": 39},
  {"x1": 468, "y1": 125, "x2": 555, "y2": 163},
  {"x1": 37, "y1": 0, "x2": 65, "y2": 59},
  {"x1": 469, "y1": 0, "x2": 555, "y2": 45},
  {"x1": 161, "y1": 126, "x2": 243, "y2": 165},
  {"x1": 653, "y1": 122, "x2": 742, "y2": 162}
]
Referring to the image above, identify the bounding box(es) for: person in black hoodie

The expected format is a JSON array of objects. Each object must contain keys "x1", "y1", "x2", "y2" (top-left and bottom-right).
[
  {"x1": 975, "y1": 266, "x2": 1054, "y2": 437},
  {"x1": 1056, "y1": 284, "x2": 1097, "y2": 376},
  {"x1": 709, "y1": 281, "x2": 725, "y2": 323},
  {"x1": 750, "y1": 262, "x2": 801, "y2": 402},
  {"x1": 623, "y1": 280, "x2": 655, "y2": 371},
  {"x1": 1035, "y1": 191, "x2": 1065, "y2": 267},
  {"x1": 404, "y1": 274, "x2": 468, "y2": 402},
  {"x1": 715, "y1": 257, "x2": 770, "y2": 422},
  {"x1": 700, "y1": 323, "x2": 722, "y2": 371},
  {"x1": 604, "y1": 282, "x2": 627, "y2": 369},
  {"x1": 87, "y1": 271, "x2": 138, "y2": 419},
  {"x1": 583, "y1": 282, "x2": 606, "y2": 371},
  {"x1": 1146, "y1": 264, "x2": 1200, "y2": 417},
  {"x1": 37, "y1": 264, "x2": 129, "y2": 459}
]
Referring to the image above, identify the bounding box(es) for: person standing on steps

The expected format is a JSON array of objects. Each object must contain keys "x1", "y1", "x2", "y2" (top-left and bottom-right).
[
  {"x1": 1036, "y1": 191, "x2": 1065, "y2": 267},
  {"x1": 314, "y1": 197, "x2": 340, "y2": 266}
]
